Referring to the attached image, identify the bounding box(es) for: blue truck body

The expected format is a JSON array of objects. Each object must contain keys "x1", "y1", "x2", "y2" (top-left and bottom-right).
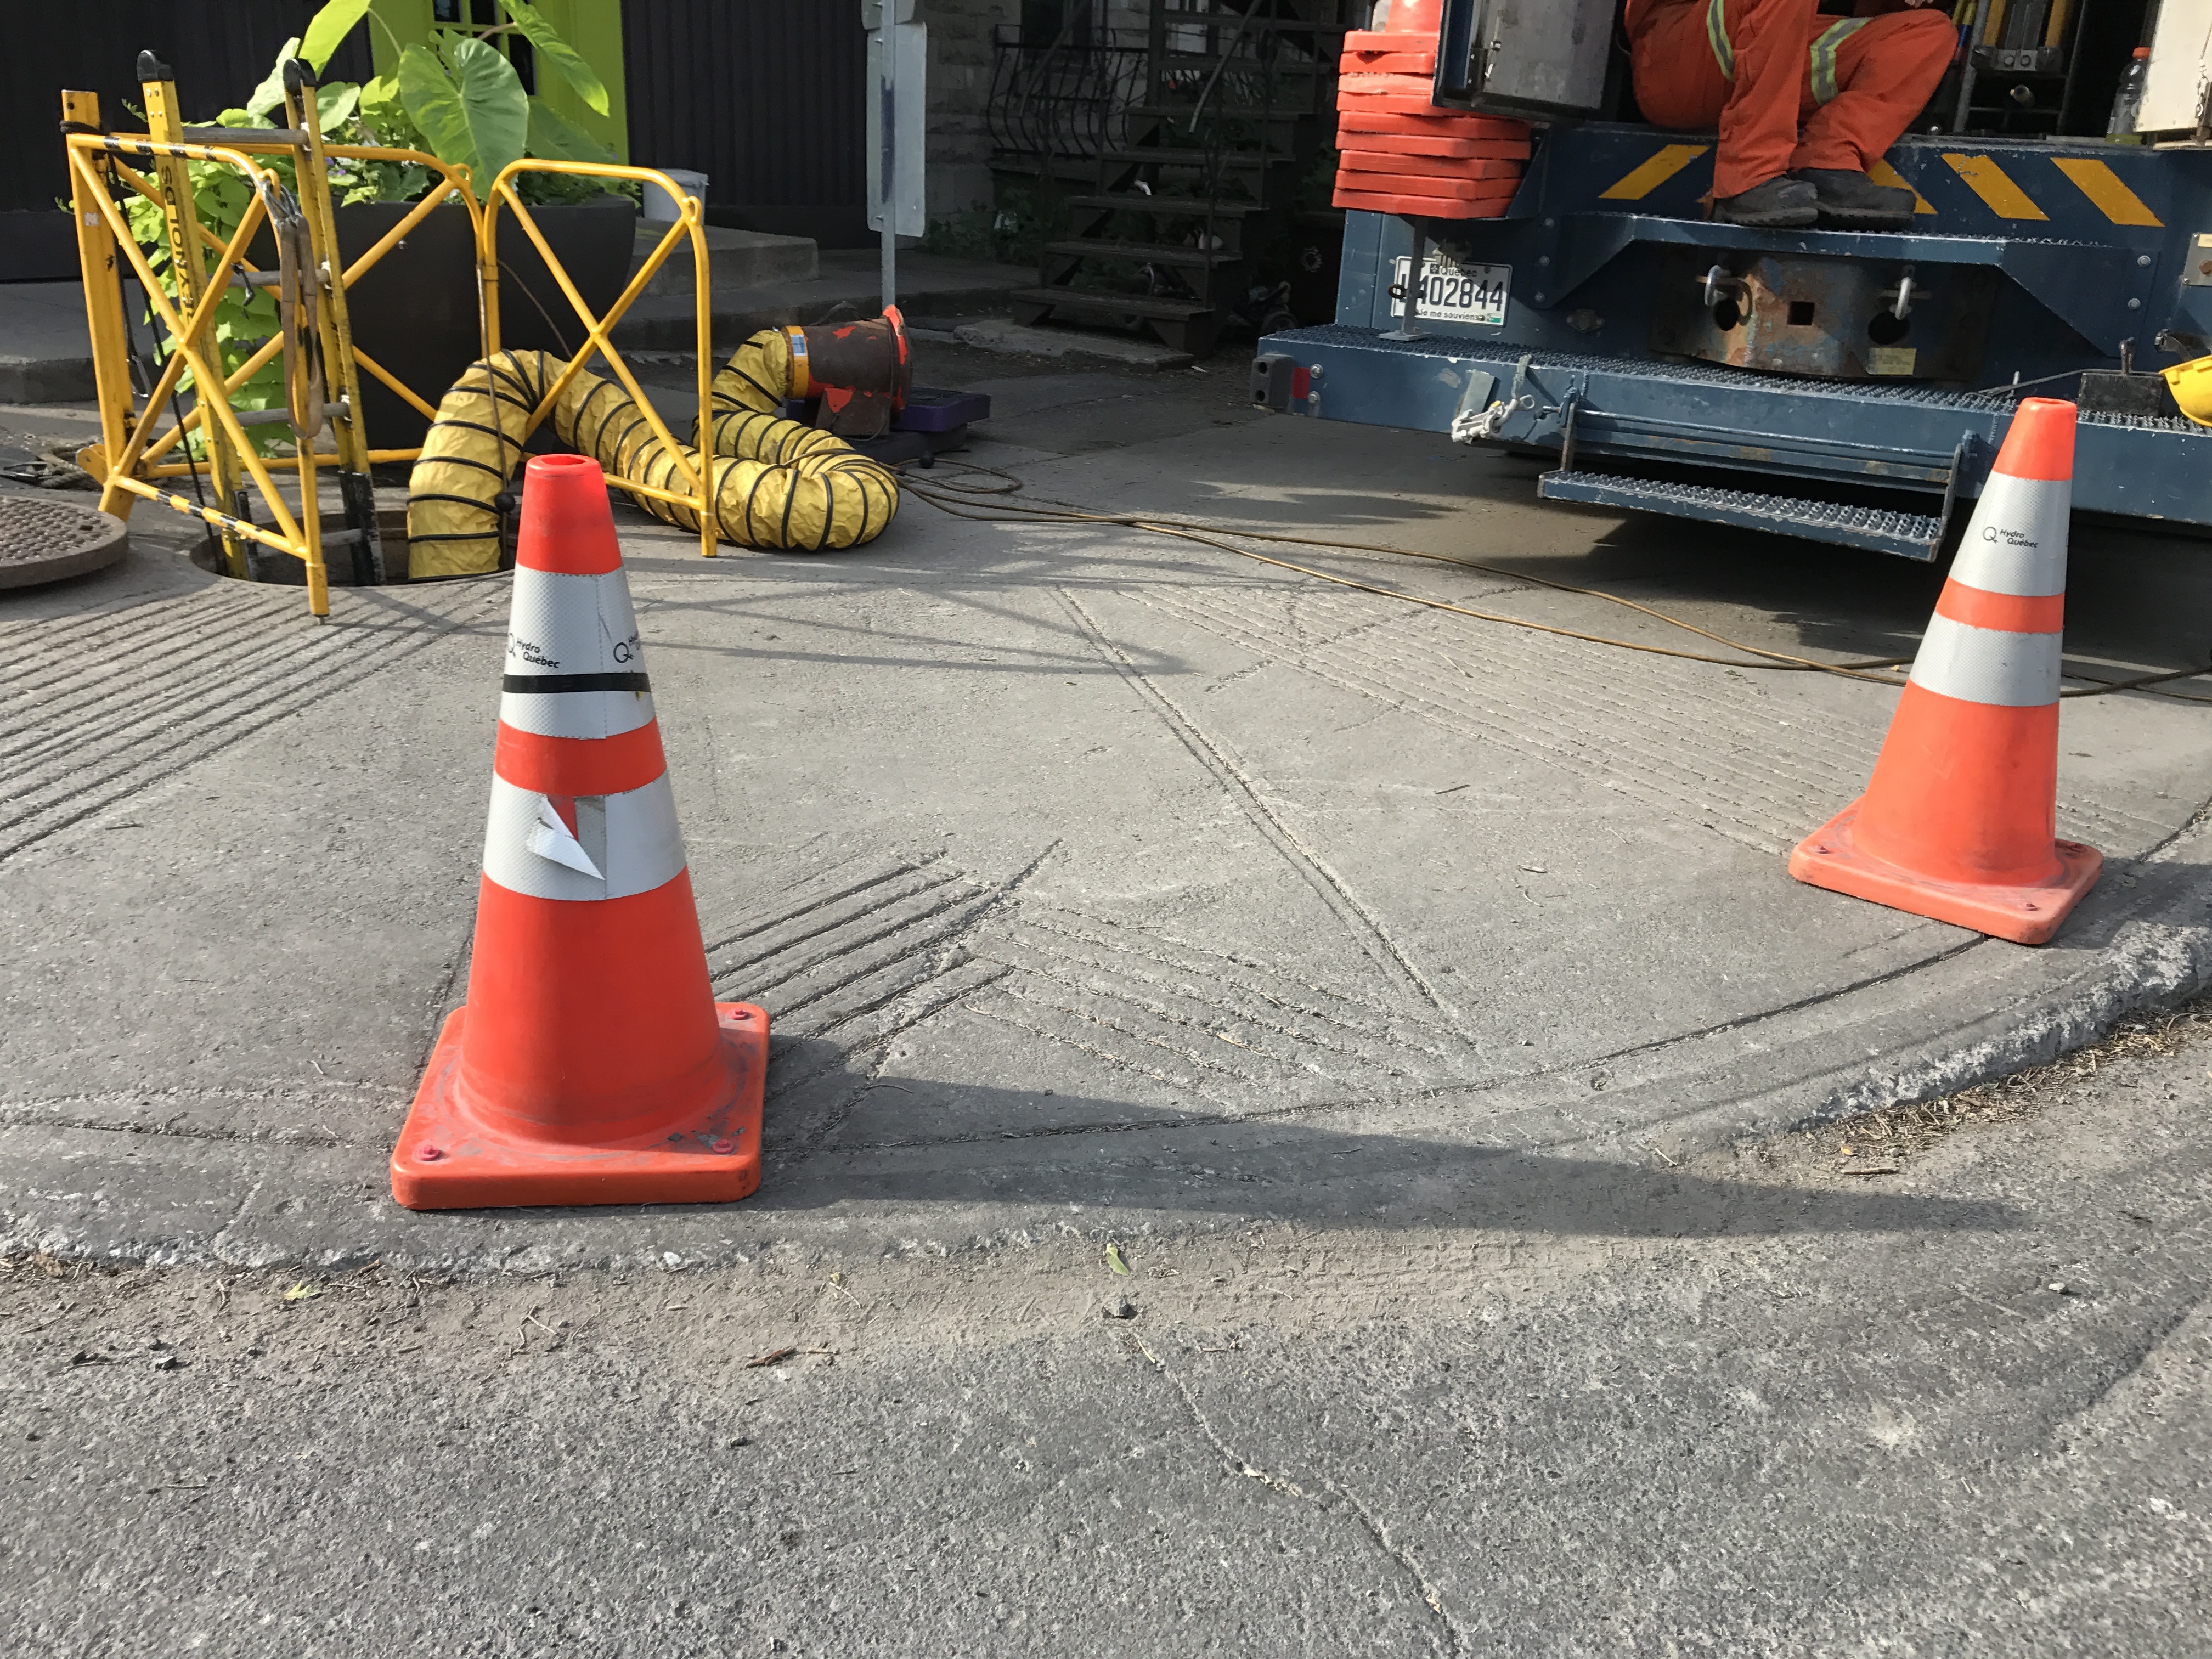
[{"x1": 1258, "y1": 125, "x2": 2212, "y2": 558}]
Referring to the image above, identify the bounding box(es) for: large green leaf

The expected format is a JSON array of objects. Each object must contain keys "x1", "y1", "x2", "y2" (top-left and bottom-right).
[
  {"x1": 316, "y1": 82, "x2": 361, "y2": 134},
  {"x1": 526, "y1": 100, "x2": 613, "y2": 164},
  {"x1": 244, "y1": 38, "x2": 303, "y2": 121},
  {"x1": 500, "y1": 0, "x2": 610, "y2": 116},
  {"x1": 399, "y1": 37, "x2": 527, "y2": 187},
  {"x1": 300, "y1": 0, "x2": 373, "y2": 71},
  {"x1": 358, "y1": 72, "x2": 418, "y2": 146}
]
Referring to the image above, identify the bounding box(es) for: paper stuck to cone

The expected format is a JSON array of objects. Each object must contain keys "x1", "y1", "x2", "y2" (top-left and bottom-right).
[{"x1": 528, "y1": 796, "x2": 605, "y2": 880}]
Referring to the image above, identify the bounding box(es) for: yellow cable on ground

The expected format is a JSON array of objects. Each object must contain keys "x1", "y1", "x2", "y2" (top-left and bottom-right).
[{"x1": 407, "y1": 346, "x2": 898, "y2": 577}]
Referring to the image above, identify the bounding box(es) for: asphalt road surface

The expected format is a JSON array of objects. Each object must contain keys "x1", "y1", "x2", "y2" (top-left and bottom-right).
[{"x1": 7, "y1": 997, "x2": 2207, "y2": 1657}]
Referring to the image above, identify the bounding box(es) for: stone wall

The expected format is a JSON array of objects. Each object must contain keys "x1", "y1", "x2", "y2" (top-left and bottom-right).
[{"x1": 917, "y1": 0, "x2": 1017, "y2": 228}]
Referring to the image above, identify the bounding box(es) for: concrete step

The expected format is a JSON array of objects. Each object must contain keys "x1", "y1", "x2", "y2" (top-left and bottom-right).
[
  {"x1": 630, "y1": 224, "x2": 819, "y2": 298},
  {"x1": 607, "y1": 250, "x2": 1035, "y2": 352},
  {"x1": 0, "y1": 283, "x2": 97, "y2": 404}
]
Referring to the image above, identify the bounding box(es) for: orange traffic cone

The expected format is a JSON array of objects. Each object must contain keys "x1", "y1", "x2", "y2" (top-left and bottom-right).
[
  {"x1": 1789, "y1": 397, "x2": 2100, "y2": 945},
  {"x1": 1367, "y1": 0, "x2": 1442, "y2": 33},
  {"x1": 391, "y1": 453, "x2": 767, "y2": 1209}
]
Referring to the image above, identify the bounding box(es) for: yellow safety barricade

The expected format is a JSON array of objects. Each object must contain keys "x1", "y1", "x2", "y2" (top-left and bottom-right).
[
  {"x1": 479, "y1": 160, "x2": 718, "y2": 560},
  {"x1": 63, "y1": 55, "x2": 483, "y2": 616}
]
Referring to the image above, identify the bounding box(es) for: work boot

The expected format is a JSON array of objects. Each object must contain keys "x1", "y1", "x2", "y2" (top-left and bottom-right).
[
  {"x1": 1712, "y1": 176, "x2": 1819, "y2": 229},
  {"x1": 1791, "y1": 168, "x2": 1916, "y2": 230}
]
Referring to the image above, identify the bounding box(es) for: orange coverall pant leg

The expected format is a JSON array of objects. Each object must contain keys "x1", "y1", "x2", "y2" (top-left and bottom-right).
[
  {"x1": 1632, "y1": 0, "x2": 1954, "y2": 200},
  {"x1": 1796, "y1": 8, "x2": 1954, "y2": 175}
]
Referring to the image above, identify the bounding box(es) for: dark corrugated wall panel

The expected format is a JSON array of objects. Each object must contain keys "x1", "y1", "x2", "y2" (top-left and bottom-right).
[
  {"x1": 622, "y1": 0, "x2": 868, "y2": 246},
  {"x1": 3, "y1": 1, "x2": 374, "y2": 278},
  {"x1": 2, "y1": 1, "x2": 374, "y2": 213}
]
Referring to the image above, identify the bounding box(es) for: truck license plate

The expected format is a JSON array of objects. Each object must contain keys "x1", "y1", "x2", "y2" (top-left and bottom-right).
[{"x1": 1390, "y1": 257, "x2": 1510, "y2": 328}]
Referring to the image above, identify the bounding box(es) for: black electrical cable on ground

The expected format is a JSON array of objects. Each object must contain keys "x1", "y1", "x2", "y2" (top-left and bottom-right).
[{"x1": 901, "y1": 458, "x2": 2212, "y2": 706}]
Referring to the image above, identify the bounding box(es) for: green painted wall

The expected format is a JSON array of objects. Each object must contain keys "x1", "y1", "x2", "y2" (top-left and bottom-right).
[{"x1": 366, "y1": 1, "x2": 628, "y2": 160}]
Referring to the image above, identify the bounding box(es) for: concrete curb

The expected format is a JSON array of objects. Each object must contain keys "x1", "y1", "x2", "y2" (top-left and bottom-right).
[
  {"x1": 9, "y1": 840, "x2": 2209, "y2": 1278},
  {"x1": 0, "y1": 357, "x2": 98, "y2": 405}
]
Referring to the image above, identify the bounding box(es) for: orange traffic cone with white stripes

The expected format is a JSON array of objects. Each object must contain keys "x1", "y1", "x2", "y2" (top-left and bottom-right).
[
  {"x1": 1788, "y1": 397, "x2": 2099, "y2": 945},
  {"x1": 391, "y1": 453, "x2": 767, "y2": 1209}
]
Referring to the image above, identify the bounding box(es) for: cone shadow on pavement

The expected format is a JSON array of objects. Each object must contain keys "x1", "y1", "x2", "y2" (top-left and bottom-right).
[{"x1": 391, "y1": 453, "x2": 769, "y2": 1209}]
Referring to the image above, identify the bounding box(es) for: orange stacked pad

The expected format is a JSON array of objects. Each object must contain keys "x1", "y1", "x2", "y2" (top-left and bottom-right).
[
  {"x1": 1339, "y1": 48, "x2": 1434, "y2": 75},
  {"x1": 1333, "y1": 179, "x2": 1519, "y2": 216},
  {"x1": 1330, "y1": 24, "x2": 1531, "y2": 219},
  {"x1": 1335, "y1": 127, "x2": 1532, "y2": 160},
  {"x1": 1339, "y1": 72, "x2": 1447, "y2": 98},
  {"x1": 1339, "y1": 151, "x2": 1524, "y2": 181},
  {"x1": 1340, "y1": 36, "x2": 1436, "y2": 77},
  {"x1": 1338, "y1": 108, "x2": 1531, "y2": 140}
]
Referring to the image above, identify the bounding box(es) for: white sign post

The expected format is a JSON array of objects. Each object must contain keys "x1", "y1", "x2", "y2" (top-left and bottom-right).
[{"x1": 864, "y1": 0, "x2": 927, "y2": 312}]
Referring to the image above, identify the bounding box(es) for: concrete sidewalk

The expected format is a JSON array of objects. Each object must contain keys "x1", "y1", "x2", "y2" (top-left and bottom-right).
[
  {"x1": 4, "y1": 342, "x2": 2212, "y2": 1274},
  {"x1": 9, "y1": 1006, "x2": 2209, "y2": 1654}
]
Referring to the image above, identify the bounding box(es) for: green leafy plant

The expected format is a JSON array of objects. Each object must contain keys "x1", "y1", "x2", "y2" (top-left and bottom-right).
[
  {"x1": 121, "y1": 166, "x2": 287, "y2": 453},
  {"x1": 120, "y1": 1, "x2": 629, "y2": 454},
  {"x1": 240, "y1": 0, "x2": 628, "y2": 204}
]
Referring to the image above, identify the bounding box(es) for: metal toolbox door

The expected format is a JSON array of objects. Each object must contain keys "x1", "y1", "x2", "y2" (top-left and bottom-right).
[{"x1": 1432, "y1": 0, "x2": 1612, "y2": 118}]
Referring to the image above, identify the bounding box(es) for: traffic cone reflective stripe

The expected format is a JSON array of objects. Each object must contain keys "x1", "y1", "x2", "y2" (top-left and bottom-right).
[
  {"x1": 1905, "y1": 611, "x2": 2063, "y2": 707},
  {"x1": 495, "y1": 555, "x2": 669, "y2": 792},
  {"x1": 391, "y1": 452, "x2": 766, "y2": 1209},
  {"x1": 479, "y1": 771, "x2": 689, "y2": 899},
  {"x1": 1789, "y1": 399, "x2": 2100, "y2": 945}
]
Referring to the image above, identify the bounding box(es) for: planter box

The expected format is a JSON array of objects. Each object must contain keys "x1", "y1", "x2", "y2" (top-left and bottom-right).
[{"x1": 252, "y1": 196, "x2": 638, "y2": 453}]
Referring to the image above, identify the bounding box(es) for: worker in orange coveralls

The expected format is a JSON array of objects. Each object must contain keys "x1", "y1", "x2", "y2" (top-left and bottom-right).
[{"x1": 1626, "y1": 0, "x2": 1955, "y2": 229}]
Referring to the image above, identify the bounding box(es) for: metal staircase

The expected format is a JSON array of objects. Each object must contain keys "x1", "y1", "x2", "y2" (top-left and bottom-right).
[{"x1": 1007, "y1": 2, "x2": 1351, "y2": 357}]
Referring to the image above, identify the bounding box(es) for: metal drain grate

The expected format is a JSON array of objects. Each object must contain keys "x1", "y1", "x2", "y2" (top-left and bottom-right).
[{"x1": 0, "y1": 495, "x2": 130, "y2": 589}]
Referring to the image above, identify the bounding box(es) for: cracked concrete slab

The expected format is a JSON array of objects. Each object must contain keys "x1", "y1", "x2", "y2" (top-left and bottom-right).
[{"x1": 3, "y1": 345, "x2": 2212, "y2": 1273}]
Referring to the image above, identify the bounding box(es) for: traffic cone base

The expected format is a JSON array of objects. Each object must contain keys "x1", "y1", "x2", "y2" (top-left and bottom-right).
[
  {"x1": 1790, "y1": 803, "x2": 2100, "y2": 946},
  {"x1": 391, "y1": 1001, "x2": 767, "y2": 1209}
]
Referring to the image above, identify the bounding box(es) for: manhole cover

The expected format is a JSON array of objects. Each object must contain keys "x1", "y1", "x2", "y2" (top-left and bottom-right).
[{"x1": 0, "y1": 495, "x2": 129, "y2": 589}]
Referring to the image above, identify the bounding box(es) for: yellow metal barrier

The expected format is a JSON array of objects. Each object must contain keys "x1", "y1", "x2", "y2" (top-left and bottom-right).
[
  {"x1": 64, "y1": 55, "x2": 484, "y2": 615},
  {"x1": 67, "y1": 62, "x2": 718, "y2": 603},
  {"x1": 481, "y1": 160, "x2": 719, "y2": 560}
]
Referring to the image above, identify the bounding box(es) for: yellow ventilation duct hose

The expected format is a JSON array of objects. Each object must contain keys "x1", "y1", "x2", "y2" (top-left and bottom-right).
[{"x1": 405, "y1": 347, "x2": 899, "y2": 578}]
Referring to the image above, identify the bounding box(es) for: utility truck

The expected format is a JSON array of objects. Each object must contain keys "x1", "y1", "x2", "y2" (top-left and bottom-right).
[{"x1": 1255, "y1": 0, "x2": 2212, "y2": 557}]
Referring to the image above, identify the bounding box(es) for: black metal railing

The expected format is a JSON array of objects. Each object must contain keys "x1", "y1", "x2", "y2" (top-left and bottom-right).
[{"x1": 988, "y1": 25, "x2": 1150, "y2": 167}]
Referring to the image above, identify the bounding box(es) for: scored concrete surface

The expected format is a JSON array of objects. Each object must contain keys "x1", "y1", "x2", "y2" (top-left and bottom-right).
[{"x1": 3, "y1": 339, "x2": 2212, "y2": 1280}]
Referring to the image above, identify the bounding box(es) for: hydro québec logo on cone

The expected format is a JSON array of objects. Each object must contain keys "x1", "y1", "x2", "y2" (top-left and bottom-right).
[
  {"x1": 1789, "y1": 397, "x2": 2100, "y2": 946},
  {"x1": 391, "y1": 453, "x2": 768, "y2": 1209}
]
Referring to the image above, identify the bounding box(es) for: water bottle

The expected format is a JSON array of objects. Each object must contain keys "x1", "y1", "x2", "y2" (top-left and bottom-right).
[{"x1": 2108, "y1": 47, "x2": 2151, "y2": 139}]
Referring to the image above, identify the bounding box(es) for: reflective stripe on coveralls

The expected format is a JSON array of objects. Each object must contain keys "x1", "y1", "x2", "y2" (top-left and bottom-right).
[{"x1": 1706, "y1": 0, "x2": 1874, "y2": 105}]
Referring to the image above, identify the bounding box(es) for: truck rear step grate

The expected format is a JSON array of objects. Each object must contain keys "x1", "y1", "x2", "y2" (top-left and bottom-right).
[{"x1": 1538, "y1": 470, "x2": 1945, "y2": 560}]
